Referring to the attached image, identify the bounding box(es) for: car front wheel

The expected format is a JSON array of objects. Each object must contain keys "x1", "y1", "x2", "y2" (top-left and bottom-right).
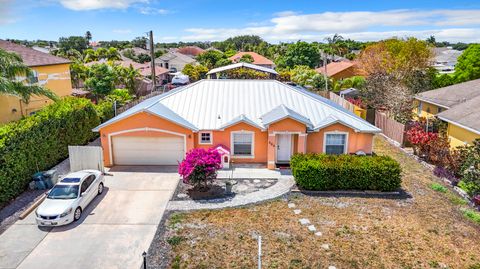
[
  {"x1": 98, "y1": 183, "x2": 104, "y2": 195},
  {"x1": 74, "y1": 207, "x2": 82, "y2": 222}
]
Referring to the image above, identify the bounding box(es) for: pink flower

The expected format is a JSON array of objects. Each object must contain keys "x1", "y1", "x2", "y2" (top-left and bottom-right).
[{"x1": 178, "y1": 148, "x2": 222, "y2": 186}]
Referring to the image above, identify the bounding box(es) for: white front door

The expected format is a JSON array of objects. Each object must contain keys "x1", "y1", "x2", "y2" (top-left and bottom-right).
[{"x1": 276, "y1": 134, "x2": 292, "y2": 163}]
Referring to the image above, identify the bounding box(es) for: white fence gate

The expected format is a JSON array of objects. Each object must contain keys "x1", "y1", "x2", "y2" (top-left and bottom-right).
[{"x1": 68, "y1": 146, "x2": 105, "y2": 173}]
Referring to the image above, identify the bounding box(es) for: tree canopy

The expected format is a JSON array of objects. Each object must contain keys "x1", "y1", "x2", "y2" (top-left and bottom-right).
[
  {"x1": 276, "y1": 41, "x2": 320, "y2": 69},
  {"x1": 197, "y1": 50, "x2": 231, "y2": 69},
  {"x1": 454, "y1": 44, "x2": 480, "y2": 83},
  {"x1": 58, "y1": 36, "x2": 89, "y2": 53}
]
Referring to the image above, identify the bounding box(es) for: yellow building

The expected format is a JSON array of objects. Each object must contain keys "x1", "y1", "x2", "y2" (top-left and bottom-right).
[
  {"x1": 414, "y1": 79, "x2": 480, "y2": 148},
  {"x1": 0, "y1": 40, "x2": 72, "y2": 124}
]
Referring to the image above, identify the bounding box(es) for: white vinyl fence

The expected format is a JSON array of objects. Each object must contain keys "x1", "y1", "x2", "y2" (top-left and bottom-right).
[{"x1": 68, "y1": 146, "x2": 105, "y2": 172}]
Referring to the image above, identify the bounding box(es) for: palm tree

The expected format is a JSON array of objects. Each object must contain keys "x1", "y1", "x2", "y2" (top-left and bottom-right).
[
  {"x1": 0, "y1": 48, "x2": 57, "y2": 103},
  {"x1": 85, "y1": 31, "x2": 92, "y2": 43}
]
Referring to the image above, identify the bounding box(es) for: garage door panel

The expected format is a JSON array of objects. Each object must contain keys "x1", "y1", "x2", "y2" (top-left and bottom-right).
[{"x1": 112, "y1": 136, "x2": 184, "y2": 165}]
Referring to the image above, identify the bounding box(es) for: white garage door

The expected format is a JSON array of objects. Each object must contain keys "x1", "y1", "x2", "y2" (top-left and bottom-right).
[{"x1": 112, "y1": 136, "x2": 185, "y2": 165}]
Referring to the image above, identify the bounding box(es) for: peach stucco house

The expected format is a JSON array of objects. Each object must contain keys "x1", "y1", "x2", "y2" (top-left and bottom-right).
[{"x1": 93, "y1": 80, "x2": 380, "y2": 169}]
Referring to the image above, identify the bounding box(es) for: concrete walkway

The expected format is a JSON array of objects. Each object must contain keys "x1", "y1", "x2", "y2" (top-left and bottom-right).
[{"x1": 167, "y1": 168, "x2": 294, "y2": 211}]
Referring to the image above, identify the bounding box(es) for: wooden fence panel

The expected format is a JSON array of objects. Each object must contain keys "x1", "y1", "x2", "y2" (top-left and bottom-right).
[
  {"x1": 328, "y1": 92, "x2": 367, "y2": 119},
  {"x1": 375, "y1": 111, "x2": 406, "y2": 145}
]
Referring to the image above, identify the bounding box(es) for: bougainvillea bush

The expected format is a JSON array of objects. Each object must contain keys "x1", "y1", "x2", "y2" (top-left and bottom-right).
[{"x1": 178, "y1": 148, "x2": 222, "y2": 189}]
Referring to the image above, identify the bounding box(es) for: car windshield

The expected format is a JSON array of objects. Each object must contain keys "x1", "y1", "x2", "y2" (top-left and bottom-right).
[{"x1": 47, "y1": 185, "x2": 79, "y2": 199}]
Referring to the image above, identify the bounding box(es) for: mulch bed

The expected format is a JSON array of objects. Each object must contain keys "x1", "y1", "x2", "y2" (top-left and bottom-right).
[{"x1": 172, "y1": 178, "x2": 278, "y2": 201}]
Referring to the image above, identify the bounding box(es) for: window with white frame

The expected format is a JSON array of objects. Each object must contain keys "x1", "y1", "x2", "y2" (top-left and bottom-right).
[
  {"x1": 199, "y1": 132, "x2": 212, "y2": 144},
  {"x1": 232, "y1": 132, "x2": 253, "y2": 156},
  {"x1": 325, "y1": 133, "x2": 347, "y2": 155}
]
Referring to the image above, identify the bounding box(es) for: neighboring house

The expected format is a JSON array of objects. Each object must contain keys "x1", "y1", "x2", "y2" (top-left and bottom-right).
[
  {"x1": 229, "y1": 52, "x2": 275, "y2": 69},
  {"x1": 206, "y1": 62, "x2": 278, "y2": 79},
  {"x1": 0, "y1": 40, "x2": 72, "y2": 124},
  {"x1": 155, "y1": 51, "x2": 197, "y2": 72},
  {"x1": 414, "y1": 79, "x2": 480, "y2": 148},
  {"x1": 176, "y1": 46, "x2": 205, "y2": 57},
  {"x1": 93, "y1": 79, "x2": 380, "y2": 168},
  {"x1": 432, "y1": 47, "x2": 463, "y2": 74},
  {"x1": 315, "y1": 61, "x2": 364, "y2": 80}
]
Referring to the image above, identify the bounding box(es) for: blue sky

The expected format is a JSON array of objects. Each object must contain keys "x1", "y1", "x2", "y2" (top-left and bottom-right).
[{"x1": 1, "y1": 0, "x2": 480, "y2": 43}]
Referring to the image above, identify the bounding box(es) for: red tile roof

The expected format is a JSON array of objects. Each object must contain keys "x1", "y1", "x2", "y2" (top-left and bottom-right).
[
  {"x1": 229, "y1": 52, "x2": 274, "y2": 66},
  {"x1": 176, "y1": 46, "x2": 205, "y2": 57},
  {"x1": 0, "y1": 40, "x2": 71, "y2": 67}
]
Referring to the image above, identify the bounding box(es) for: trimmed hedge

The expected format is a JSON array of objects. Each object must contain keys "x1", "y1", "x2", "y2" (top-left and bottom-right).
[
  {"x1": 291, "y1": 153, "x2": 402, "y2": 192},
  {"x1": 0, "y1": 97, "x2": 101, "y2": 206}
]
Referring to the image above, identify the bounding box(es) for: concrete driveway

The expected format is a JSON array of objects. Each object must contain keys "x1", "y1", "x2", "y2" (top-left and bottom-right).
[{"x1": 0, "y1": 166, "x2": 179, "y2": 269}]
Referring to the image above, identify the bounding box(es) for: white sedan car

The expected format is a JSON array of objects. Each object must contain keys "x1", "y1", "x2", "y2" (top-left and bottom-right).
[{"x1": 35, "y1": 170, "x2": 105, "y2": 226}]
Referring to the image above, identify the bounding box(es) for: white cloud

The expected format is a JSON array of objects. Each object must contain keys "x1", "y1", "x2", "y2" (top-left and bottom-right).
[
  {"x1": 273, "y1": 10, "x2": 299, "y2": 17},
  {"x1": 58, "y1": 0, "x2": 148, "y2": 11},
  {"x1": 113, "y1": 29, "x2": 132, "y2": 34},
  {"x1": 180, "y1": 9, "x2": 480, "y2": 42},
  {"x1": 138, "y1": 6, "x2": 169, "y2": 15}
]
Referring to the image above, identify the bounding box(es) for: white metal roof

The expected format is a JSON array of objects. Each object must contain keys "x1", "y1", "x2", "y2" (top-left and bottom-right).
[
  {"x1": 262, "y1": 105, "x2": 313, "y2": 128},
  {"x1": 93, "y1": 80, "x2": 380, "y2": 133},
  {"x1": 207, "y1": 62, "x2": 278, "y2": 75}
]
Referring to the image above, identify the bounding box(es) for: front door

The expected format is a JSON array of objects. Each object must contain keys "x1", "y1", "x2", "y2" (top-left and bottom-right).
[{"x1": 276, "y1": 134, "x2": 292, "y2": 163}]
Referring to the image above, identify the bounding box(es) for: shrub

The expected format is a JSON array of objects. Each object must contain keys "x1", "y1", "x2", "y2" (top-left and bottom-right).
[
  {"x1": 433, "y1": 166, "x2": 458, "y2": 184},
  {"x1": 109, "y1": 89, "x2": 134, "y2": 104},
  {"x1": 430, "y1": 183, "x2": 447, "y2": 193},
  {"x1": 458, "y1": 180, "x2": 480, "y2": 197},
  {"x1": 461, "y1": 208, "x2": 480, "y2": 224},
  {"x1": 0, "y1": 98, "x2": 100, "y2": 205},
  {"x1": 94, "y1": 99, "x2": 115, "y2": 123},
  {"x1": 459, "y1": 139, "x2": 480, "y2": 195},
  {"x1": 405, "y1": 122, "x2": 438, "y2": 157},
  {"x1": 290, "y1": 154, "x2": 402, "y2": 191},
  {"x1": 178, "y1": 148, "x2": 222, "y2": 189}
]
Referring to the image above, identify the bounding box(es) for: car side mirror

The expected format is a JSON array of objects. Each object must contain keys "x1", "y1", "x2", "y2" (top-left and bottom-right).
[
  {"x1": 45, "y1": 190, "x2": 50, "y2": 195},
  {"x1": 81, "y1": 192, "x2": 86, "y2": 197}
]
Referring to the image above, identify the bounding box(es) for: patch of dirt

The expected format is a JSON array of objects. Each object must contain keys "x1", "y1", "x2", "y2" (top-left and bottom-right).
[{"x1": 149, "y1": 136, "x2": 480, "y2": 269}]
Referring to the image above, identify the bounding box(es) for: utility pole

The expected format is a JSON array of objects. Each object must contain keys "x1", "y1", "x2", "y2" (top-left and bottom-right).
[
  {"x1": 323, "y1": 51, "x2": 328, "y2": 91},
  {"x1": 148, "y1": 30, "x2": 157, "y2": 91}
]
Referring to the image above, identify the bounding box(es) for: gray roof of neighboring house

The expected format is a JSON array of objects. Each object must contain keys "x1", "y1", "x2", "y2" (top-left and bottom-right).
[
  {"x1": 207, "y1": 62, "x2": 278, "y2": 75},
  {"x1": 415, "y1": 79, "x2": 480, "y2": 108},
  {"x1": 93, "y1": 80, "x2": 380, "y2": 133},
  {"x1": 437, "y1": 95, "x2": 480, "y2": 134},
  {"x1": 433, "y1": 47, "x2": 463, "y2": 64},
  {"x1": 156, "y1": 51, "x2": 196, "y2": 63}
]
